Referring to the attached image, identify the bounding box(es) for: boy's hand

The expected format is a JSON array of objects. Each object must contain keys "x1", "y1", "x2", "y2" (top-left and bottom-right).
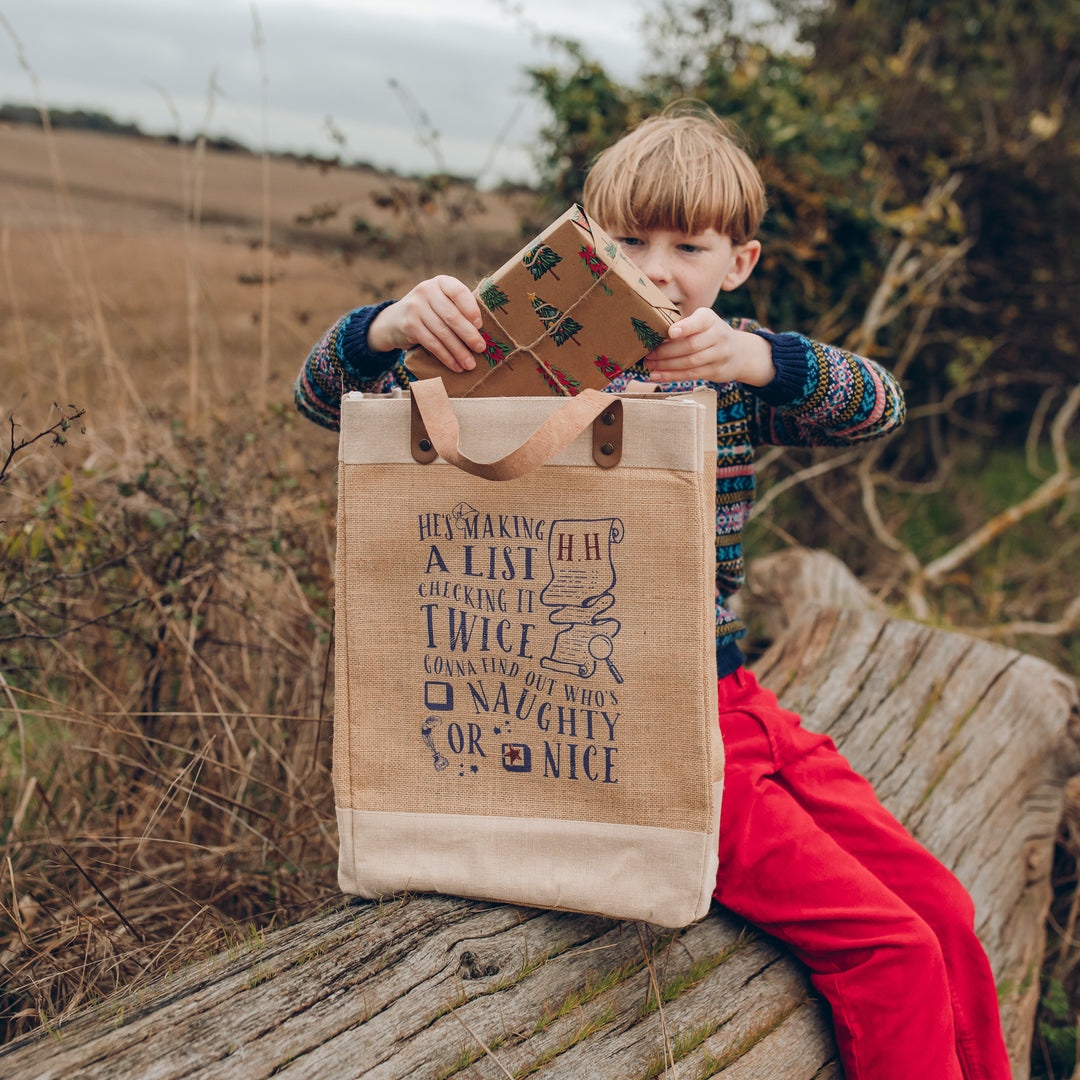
[
  {"x1": 642, "y1": 308, "x2": 775, "y2": 387},
  {"x1": 367, "y1": 276, "x2": 487, "y2": 373}
]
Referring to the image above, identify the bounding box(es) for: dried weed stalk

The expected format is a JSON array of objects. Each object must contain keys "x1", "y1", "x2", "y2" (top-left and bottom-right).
[{"x1": 0, "y1": 15, "x2": 147, "y2": 447}]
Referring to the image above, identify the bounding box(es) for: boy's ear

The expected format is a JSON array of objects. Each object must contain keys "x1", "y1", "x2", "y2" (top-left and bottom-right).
[{"x1": 720, "y1": 240, "x2": 762, "y2": 292}]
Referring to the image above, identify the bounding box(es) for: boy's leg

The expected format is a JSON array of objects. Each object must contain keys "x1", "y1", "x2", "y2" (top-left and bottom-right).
[
  {"x1": 714, "y1": 670, "x2": 1011, "y2": 1080},
  {"x1": 763, "y1": 706, "x2": 1012, "y2": 1079}
]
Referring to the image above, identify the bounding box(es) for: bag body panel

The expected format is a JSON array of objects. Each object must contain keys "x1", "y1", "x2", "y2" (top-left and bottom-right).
[{"x1": 337, "y1": 462, "x2": 715, "y2": 831}]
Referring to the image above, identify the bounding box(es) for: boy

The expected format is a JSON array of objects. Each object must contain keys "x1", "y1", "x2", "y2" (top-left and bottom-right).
[{"x1": 295, "y1": 104, "x2": 1011, "y2": 1079}]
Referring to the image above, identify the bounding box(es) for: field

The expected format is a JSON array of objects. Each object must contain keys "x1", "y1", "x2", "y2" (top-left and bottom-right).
[
  {"x1": 0, "y1": 123, "x2": 528, "y2": 436},
  {"x1": 0, "y1": 121, "x2": 533, "y2": 1039}
]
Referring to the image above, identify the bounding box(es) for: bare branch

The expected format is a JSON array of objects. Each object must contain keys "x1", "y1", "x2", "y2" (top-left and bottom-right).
[
  {"x1": 1025, "y1": 386, "x2": 1059, "y2": 480},
  {"x1": 905, "y1": 372, "x2": 1063, "y2": 423},
  {"x1": 922, "y1": 474, "x2": 1080, "y2": 585},
  {"x1": 891, "y1": 277, "x2": 941, "y2": 383},
  {"x1": 920, "y1": 385, "x2": 1080, "y2": 585},
  {"x1": 750, "y1": 448, "x2": 863, "y2": 520},
  {"x1": 849, "y1": 235, "x2": 913, "y2": 356},
  {"x1": 979, "y1": 594, "x2": 1080, "y2": 640},
  {"x1": 869, "y1": 237, "x2": 973, "y2": 337},
  {"x1": 0, "y1": 405, "x2": 86, "y2": 490},
  {"x1": 856, "y1": 454, "x2": 923, "y2": 575},
  {"x1": 849, "y1": 174, "x2": 968, "y2": 357},
  {"x1": 1049, "y1": 381, "x2": 1080, "y2": 473}
]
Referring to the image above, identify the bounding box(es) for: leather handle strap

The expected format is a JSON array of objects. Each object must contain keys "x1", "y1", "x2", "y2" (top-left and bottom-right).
[{"x1": 409, "y1": 378, "x2": 622, "y2": 479}]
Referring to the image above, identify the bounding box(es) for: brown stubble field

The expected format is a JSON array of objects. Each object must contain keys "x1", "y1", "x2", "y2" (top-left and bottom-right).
[
  {"x1": 0, "y1": 121, "x2": 532, "y2": 1039},
  {"x1": 1, "y1": 122, "x2": 527, "y2": 444}
]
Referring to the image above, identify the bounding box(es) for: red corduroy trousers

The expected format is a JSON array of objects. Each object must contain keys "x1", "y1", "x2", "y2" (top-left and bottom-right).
[{"x1": 713, "y1": 668, "x2": 1012, "y2": 1080}]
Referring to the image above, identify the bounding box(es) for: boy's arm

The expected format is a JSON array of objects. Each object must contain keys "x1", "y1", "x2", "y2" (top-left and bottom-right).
[
  {"x1": 294, "y1": 278, "x2": 487, "y2": 432},
  {"x1": 640, "y1": 308, "x2": 903, "y2": 445},
  {"x1": 367, "y1": 276, "x2": 486, "y2": 370},
  {"x1": 294, "y1": 302, "x2": 410, "y2": 432},
  {"x1": 732, "y1": 319, "x2": 906, "y2": 447}
]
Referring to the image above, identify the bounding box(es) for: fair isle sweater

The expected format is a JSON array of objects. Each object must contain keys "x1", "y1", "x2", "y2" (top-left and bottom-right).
[{"x1": 295, "y1": 300, "x2": 905, "y2": 676}]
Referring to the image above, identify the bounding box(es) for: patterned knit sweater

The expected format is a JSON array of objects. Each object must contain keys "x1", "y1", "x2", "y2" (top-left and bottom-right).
[{"x1": 295, "y1": 300, "x2": 905, "y2": 675}]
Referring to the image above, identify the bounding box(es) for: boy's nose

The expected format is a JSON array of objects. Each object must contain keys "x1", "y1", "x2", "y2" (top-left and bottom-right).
[{"x1": 637, "y1": 249, "x2": 671, "y2": 284}]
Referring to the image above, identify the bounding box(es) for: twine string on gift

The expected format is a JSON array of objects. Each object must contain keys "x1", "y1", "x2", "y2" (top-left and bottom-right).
[
  {"x1": 476, "y1": 254, "x2": 678, "y2": 397},
  {"x1": 475, "y1": 268, "x2": 616, "y2": 396}
]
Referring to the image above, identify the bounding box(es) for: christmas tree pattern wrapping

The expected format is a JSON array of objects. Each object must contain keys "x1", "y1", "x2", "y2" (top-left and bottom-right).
[{"x1": 404, "y1": 204, "x2": 680, "y2": 397}]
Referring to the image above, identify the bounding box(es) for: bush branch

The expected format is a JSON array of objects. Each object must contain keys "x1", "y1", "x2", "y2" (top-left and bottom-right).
[
  {"x1": 921, "y1": 383, "x2": 1080, "y2": 585},
  {"x1": 0, "y1": 405, "x2": 85, "y2": 490}
]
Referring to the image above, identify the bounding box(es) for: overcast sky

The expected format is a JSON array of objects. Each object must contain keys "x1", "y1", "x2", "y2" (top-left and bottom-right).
[{"x1": 0, "y1": 0, "x2": 652, "y2": 184}]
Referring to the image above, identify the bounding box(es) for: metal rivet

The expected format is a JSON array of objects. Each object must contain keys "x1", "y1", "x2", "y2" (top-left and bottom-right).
[
  {"x1": 600, "y1": 442, "x2": 615, "y2": 456},
  {"x1": 419, "y1": 439, "x2": 432, "y2": 453},
  {"x1": 602, "y1": 411, "x2": 616, "y2": 425}
]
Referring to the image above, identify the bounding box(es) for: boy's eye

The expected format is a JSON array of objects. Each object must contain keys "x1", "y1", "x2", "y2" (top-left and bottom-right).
[
  {"x1": 615, "y1": 237, "x2": 642, "y2": 247},
  {"x1": 678, "y1": 243, "x2": 701, "y2": 253}
]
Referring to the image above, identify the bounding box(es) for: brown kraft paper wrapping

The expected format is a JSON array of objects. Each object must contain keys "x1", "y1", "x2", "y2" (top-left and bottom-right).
[{"x1": 404, "y1": 204, "x2": 679, "y2": 397}]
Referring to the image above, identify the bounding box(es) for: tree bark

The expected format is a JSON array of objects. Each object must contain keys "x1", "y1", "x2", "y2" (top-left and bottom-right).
[{"x1": 4, "y1": 550, "x2": 1076, "y2": 1080}]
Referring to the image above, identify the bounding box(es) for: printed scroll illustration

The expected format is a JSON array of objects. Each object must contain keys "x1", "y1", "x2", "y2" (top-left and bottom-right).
[{"x1": 540, "y1": 518, "x2": 624, "y2": 682}]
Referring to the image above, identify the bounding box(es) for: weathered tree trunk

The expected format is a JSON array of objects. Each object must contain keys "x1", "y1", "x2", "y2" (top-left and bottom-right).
[{"x1": 4, "y1": 550, "x2": 1077, "y2": 1080}]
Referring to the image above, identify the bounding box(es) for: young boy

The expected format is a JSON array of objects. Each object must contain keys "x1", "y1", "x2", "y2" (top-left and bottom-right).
[{"x1": 295, "y1": 105, "x2": 1011, "y2": 1079}]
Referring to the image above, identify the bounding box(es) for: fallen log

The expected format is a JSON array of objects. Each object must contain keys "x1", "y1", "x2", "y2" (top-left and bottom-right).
[{"x1": 3, "y1": 550, "x2": 1077, "y2": 1080}]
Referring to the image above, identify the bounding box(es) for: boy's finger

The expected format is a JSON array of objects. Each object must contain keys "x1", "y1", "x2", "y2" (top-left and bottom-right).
[
  {"x1": 417, "y1": 316, "x2": 479, "y2": 372},
  {"x1": 647, "y1": 364, "x2": 693, "y2": 382},
  {"x1": 428, "y1": 291, "x2": 487, "y2": 353},
  {"x1": 670, "y1": 308, "x2": 720, "y2": 338},
  {"x1": 645, "y1": 338, "x2": 696, "y2": 362},
  {"x1": 437, "y1": 277, "x2": 486, "y2": 332},
  {"x1": 667, "y1": 316, "x2": 697, "y2": 338}
]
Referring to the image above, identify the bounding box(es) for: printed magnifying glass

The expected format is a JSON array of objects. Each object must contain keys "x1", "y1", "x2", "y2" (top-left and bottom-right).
[{"x1": 588, "y1": 635, "x2": 623, "y2": 684}]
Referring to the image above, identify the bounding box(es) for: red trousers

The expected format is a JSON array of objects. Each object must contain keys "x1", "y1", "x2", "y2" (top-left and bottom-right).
[{"x1": 713, "y1": 669, "x2": 1012, "y2": 1080}]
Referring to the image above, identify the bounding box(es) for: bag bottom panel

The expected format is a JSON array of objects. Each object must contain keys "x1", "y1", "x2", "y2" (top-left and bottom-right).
[{"x1": 337, "y1": 802, "x2": 721, "y2": 928}]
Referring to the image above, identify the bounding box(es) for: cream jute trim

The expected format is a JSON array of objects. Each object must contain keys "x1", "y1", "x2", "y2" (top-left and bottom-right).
[
  {"x1": 336, "y1": 795, "x2": 722, "y2": 928},
  {"x1": 339, "y1": 394, "x2": 709, "y2": 470}
]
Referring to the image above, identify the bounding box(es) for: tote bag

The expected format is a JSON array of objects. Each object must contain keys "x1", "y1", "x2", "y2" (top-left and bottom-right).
[{"x1": 333, "y1": 378, "x2": 722, "y2": 926}]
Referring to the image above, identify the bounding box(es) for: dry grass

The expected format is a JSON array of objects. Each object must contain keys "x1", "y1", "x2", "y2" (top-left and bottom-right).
[
  {"x1": 1, "y1": 411, "x2": 338, "y2": 1036},
  {"x1": 0, "y1": 122, "x2": 531, "y2": 1041}
]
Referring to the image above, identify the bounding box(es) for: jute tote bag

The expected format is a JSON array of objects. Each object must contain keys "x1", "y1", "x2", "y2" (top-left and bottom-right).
[{"x1": 334, "y1": 378, "x2": 722, "y2": 927}]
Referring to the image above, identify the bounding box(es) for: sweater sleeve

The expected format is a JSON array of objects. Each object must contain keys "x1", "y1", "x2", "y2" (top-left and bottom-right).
[
  {"x1": 293, "y1": 301, "x2": 412, "y2": 432},
  {"x1": 733, "y1": 321, "x2": 906, "y2": 448}
]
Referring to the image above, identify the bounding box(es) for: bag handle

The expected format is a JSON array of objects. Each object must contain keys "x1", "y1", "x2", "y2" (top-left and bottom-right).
[{"x1": 409, "y1": 377, "x2": 622, "y2": 480}]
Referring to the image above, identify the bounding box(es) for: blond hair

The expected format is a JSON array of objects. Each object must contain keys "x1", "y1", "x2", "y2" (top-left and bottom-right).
[{"x1": 582, "y1": 102, "x2": 766, "y2": 244}]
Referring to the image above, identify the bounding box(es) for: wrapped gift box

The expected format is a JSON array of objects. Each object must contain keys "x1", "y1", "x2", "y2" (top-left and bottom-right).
[{"x1": 404, "y1": 204, "x2": 680, "y2": 396}]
